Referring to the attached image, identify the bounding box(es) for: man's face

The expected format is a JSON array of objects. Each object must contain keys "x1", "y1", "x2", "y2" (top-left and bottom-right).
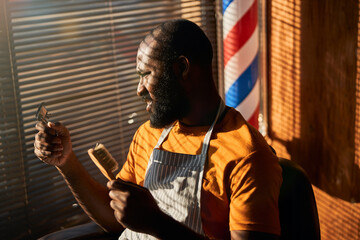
[{"x1": 136, "y1": 39, "x2": 190, "y2": 128}]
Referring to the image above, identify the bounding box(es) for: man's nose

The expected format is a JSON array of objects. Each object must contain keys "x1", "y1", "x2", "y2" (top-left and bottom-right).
[{"x1": 137, "y1": 80, "x2": 146, "y2": 97}]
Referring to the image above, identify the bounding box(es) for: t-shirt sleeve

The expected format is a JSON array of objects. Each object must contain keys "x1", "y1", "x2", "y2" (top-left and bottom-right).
[
  {"x1": 229, "y1": 150, "x2": 282, "y2": 235},
  {"x1": 116, "y1": 128, "x2": 140, "y2": 183}
]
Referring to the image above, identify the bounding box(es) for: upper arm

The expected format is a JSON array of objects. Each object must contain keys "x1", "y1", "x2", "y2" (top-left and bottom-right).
[
  {"x1": 229, "y1": 151, "x2": 282, "y2": 235},
  {"x1": 231, "y1": 230, "x2": 280, "y2": 240}
]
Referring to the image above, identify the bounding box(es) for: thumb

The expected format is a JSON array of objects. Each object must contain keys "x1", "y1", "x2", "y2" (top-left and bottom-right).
[{"x1": 47, "y1": 122, "x2": 69, "y2": 137}]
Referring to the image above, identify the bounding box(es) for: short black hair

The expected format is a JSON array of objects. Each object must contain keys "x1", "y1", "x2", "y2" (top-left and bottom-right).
[{"x1": 145, "y1": 19, "x2": 213, "y2": 66}]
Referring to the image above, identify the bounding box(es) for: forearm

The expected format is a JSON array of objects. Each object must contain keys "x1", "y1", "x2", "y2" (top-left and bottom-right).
[
  {"x1": 152, "y1": 215, "x2": 280, "y2": 240},
  {"x1": 150, "y1": 212, "x2": 208, "y2": 240},
  {"x1": 57, "y1": 151, "x2": 123, "y2": 233}
]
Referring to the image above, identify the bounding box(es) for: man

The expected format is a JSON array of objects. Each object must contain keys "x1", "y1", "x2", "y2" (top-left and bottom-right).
[{"x1": 34, "y1": 19, "x2": 282, "y2": 240}]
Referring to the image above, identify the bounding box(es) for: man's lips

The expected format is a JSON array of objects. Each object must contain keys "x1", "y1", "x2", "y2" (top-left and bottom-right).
[
  {"x1": 141, "y1": 95, "x2": 152, "y2": 112},
  {"x1": 146, "y1": 101, "x2": 152, "y2": 112}
]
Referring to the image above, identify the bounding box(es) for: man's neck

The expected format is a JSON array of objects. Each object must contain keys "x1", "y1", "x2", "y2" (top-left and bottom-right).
[{"x1": 180, "y1": 94, "x2": 222, "y2": 127}]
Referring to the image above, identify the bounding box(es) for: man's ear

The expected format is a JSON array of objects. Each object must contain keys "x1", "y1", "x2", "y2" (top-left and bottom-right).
[{"x1": 173, "y1": 55, "x2": 190, "y2": 79}]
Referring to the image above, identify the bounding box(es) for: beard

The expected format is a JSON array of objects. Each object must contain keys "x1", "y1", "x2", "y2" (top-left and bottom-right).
[{"x1": 148, "y1": 69, "x2": 190, "y2": 129}]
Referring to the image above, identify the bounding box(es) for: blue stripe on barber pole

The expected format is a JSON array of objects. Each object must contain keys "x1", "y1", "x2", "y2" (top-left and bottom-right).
[
  {"x1": 222, "y1": 0, "x2": 234, "y2": 14},
  {"x1": 225, "y1": 54, "x2": 258, "y2": 108}
]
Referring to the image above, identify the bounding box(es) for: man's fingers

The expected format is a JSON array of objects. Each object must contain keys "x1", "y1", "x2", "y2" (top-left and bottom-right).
[
  {"x1": 107, "y1": 179, "x2": 141, "y2": 192},
  {"x1": 110, "y1": 198, "x2": 125, "y2": 212},
  {"x1": 35, "y1": 121, "x2": 68, "y2": 137},
  {"x1": 34, "y1": 147, "x2": 62, "y2": 162},
  {"x1": 35, "y1": 121, "x2": 47, "y2": 131},
  {"x1": 112, "y1": 207, "x2": 127, "y2": 229},
  {"x1": 109, "y1": 187, "x2": 130, "y2": 200},
  {"x1": 35, "y1": 132, "x2": 61, "y2": 144},
  {"x1": 107, "y1": 179, "x2": 129, "y2": 190},
  {"x1": 107, "y1": 179, "x2": 146, "y2": 191},
  {"x1": 107, "y1": 180, "x2": 134, "y2": 204},
  {"x1": 35, "y1": 147, "x2": 51, "y2": 157},
  {"x1": 34, "y1": 146, "x2": 61, "y2": 157},
  {"x1": 34, "y1": 140, "x2": 63, "y2": 152},
  {"x1": 35, "y1": 122, "x2": 57, "y2": 135}
]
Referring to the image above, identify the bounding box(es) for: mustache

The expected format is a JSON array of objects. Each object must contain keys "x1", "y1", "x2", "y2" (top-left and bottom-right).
[{"x1": 141, "y1": 93, "x2": 152, "y2": 102}]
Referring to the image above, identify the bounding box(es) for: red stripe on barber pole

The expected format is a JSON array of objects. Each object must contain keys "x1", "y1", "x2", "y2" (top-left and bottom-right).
[{"x1": 247, "y1": 104, "x2": 260, "y2": 129}]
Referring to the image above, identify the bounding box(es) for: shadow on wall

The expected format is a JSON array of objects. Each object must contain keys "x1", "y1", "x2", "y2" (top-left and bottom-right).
[{"x1": 268, "y1": 0, "x2": 360, "y2": 203}]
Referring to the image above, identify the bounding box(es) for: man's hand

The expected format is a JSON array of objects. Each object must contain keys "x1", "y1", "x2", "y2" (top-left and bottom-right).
[
  {"x1": 34, "y1": 121, "x2": 72, "y2": 167},
  {"x1": 107, "y1": 179, "x2": 163, "y2": 235}
]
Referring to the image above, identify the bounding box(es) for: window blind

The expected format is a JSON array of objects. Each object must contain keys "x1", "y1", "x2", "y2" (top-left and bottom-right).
[{"x1": 0, "y1": 0, "x2": 218, "y2": 239}]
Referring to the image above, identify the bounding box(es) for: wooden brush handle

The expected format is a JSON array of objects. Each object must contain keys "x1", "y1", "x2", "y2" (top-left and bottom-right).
[{"x1": 88, "y1": 149, "x2": 116, "y2": 181}]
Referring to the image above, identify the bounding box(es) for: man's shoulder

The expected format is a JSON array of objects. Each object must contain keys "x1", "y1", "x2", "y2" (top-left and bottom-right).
[
  {"x1": 218, "y1": 107, "x2": 274, "y2": 159},
  {"x1": 219, "y1": 107, "x2": 247, "y2": 130},
  {"x1": 219, "y1": 107, "x2": 256, "y2": 140}
]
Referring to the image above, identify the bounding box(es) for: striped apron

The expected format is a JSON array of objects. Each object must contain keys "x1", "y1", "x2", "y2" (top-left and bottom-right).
[{"x1": 119, "y1": 101, "x2": 225, "y2": 240}]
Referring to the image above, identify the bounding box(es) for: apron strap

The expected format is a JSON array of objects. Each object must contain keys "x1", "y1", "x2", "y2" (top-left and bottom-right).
[
  {"x1": 154, "y1": 123, "x2": 174, "y2": 149},
  {"x1": 154, "y1": 100, "x2": 226, "y2": 155}
]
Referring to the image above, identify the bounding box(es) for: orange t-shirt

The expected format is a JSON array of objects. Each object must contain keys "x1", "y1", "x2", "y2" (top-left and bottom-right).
[{"x1": 117, "y1": 107, "x2": 282, "y2": 239}]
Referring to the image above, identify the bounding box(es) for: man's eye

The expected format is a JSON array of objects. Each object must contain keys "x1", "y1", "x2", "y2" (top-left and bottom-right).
[
  {"x1": 139, "y1": 73, "x2": 150, "y2": 79},
  {"x1": 142, "y1": 71, "x2": 151, "y2": 76}
]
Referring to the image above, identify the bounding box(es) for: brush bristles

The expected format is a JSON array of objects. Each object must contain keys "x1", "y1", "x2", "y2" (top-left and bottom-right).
[{"x1": 93, "y1": 143, "x2": 118, "y2": 172}]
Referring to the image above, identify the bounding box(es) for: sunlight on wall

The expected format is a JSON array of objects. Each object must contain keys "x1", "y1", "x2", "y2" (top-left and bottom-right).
[
  {"x1": 356, "y1": 0, "x2": 360, "y2": 170},
  {"x1": 313, "y1": 186, "x2": 360, "y2": 240},
  {"x1": 268, "y1": 0, "x2": 301, "y2": 158}
]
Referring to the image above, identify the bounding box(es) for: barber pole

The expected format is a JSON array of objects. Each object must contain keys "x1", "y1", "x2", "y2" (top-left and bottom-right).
[{"x1": 223, "y1": 0, "x2": 260, "y2": 129}]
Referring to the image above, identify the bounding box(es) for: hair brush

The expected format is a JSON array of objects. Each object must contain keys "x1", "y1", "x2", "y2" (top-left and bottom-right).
[{"x1": 88, "y1": 143, "x2": 118, "y2": 180}]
